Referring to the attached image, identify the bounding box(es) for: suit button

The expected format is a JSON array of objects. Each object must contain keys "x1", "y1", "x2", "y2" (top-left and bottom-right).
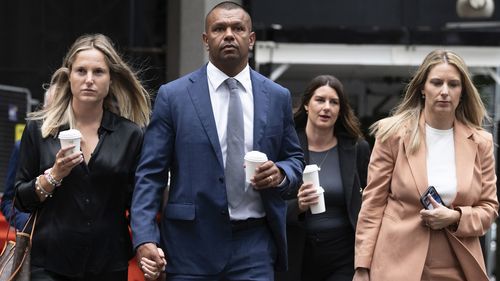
[
  {"x1": 221, "y1": 210, "x2": 228, "y2": 215},
  {"x1": 219, "y1": 177, "x2": 224, "y2": 183}
]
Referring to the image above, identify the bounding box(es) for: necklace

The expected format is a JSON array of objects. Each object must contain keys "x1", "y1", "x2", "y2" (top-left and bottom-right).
[
  {"x1": 309, "y1": 135, "x2": 336, "y2": 169},
  {"x1": 314, "y1": 147, "x2": 332, "y2": 170}
]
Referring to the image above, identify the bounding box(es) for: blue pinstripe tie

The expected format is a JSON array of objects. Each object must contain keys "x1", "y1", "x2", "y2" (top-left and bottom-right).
[{"x1": 224, "y1": 78, "x2": 245, "y2": 208}]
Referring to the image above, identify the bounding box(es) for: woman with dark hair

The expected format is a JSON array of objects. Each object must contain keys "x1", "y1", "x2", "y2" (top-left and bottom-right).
[{"x1": 277, "y1": 75, "x2": 371, "y2": 281}]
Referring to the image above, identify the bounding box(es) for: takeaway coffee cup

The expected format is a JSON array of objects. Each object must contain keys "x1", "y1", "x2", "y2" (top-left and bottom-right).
[
  {"x1": 303, "y1": 164, "x2": 320, "y2": 188},
  {"x1": 244, "y1": 151, "x2": 268, "y2": 183},
  {"x1": 58, "y1": 129, "x2": 82, "y2": 156},
  {"x1": 310, "y1": 186, "x2": 326, "y2": 214}
]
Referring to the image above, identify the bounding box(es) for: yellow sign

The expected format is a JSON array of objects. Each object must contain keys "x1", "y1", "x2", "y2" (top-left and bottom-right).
[{"x1": 15, "y1": 124, "x2": 25, "y2": 141}]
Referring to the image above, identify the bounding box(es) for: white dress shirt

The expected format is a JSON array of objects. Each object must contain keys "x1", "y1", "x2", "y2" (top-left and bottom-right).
[{"x1": 206, "y1": 62, "x2": 265, "y2": 220}]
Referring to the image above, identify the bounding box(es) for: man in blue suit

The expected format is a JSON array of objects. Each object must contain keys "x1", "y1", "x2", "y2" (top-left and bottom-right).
[
  {"x1": 131, "y1": 1, "x2": 304, "y2": 280},
  {"x1": 1, "y1": 141, "x2": 30, "y2": 230}
]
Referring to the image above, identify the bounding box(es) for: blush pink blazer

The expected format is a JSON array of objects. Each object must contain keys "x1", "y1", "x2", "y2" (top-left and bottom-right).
[{"x1": 355, "y1": 115, "x2": 498, "y2": 281}]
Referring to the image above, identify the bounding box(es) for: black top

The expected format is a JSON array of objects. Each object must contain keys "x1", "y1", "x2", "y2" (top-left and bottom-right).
[
  {"x1": 15, "y1": 110, "x2": 143, "y2": 278},
  {"x1": 284, "y1": 130, "x2": 371, "y2": 228},
  {"x1": 306, "y1": 147, "x2": 351, "y2": 233}
]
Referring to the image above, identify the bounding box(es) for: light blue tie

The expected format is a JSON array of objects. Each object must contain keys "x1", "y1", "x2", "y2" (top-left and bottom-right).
[{"x1": 224, "y1": 78, "x2": 245, "y2": 208}]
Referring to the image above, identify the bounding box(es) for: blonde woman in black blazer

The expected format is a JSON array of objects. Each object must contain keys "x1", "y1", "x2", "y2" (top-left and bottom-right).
[{"x1": 276, "y1": 75, "x2": 370, "y2": 281}]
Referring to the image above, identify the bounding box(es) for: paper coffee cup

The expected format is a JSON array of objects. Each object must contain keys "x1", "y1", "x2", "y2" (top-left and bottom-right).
[
  {"x1": 58, "y1": 129, "x2": 82, "y2": 156},
  {"x1": 244, "y1": 151, "x2": 268, "y2": 183},
  {"x1": 303, "y1": 164, "x2": 320, "y2": 188},
  {"x1": 310, "y1": 186, "x2": 326, "y2": 214}
]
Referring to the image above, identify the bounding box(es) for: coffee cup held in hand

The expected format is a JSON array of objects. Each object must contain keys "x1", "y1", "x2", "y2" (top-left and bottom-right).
[
  {"x1": 310, "y1": 186, "x2": 326, "y2": 214},
  {"x1": 58, "y1": 129, "x2": 82, "y2": 156},
  {"x1": 244, "y1": 151, "x2": 268, "y2": 183},
  {"x1": 303, "y1": 164, "x2": 320, "y2": 188}
]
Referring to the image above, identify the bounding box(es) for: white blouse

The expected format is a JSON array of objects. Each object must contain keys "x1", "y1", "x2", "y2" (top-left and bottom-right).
[{"x1": 425, "y1": 124, "x2": 457, "y2": 206}]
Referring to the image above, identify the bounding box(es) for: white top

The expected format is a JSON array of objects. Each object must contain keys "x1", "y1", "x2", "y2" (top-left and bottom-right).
[
  {"x1": 206, "y1": 62, "x2": 264, "y2": 220},
  {"x1": 425, "y1": 124, "x2": 457, "y2": 206}
]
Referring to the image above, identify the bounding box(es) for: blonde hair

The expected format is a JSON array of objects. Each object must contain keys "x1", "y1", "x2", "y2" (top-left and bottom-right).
[
  {"x1": 29, "y1": 33, "x2": 151, "y2": 137},
  {"x1": 370, "y1": 49, "x2": 489, "y2": 154}
]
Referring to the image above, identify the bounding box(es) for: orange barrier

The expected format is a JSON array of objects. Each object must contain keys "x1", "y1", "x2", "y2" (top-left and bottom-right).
[
  {"x1": 129, "y1": 257, "x2": 145, "y2": 281},
  {"x1": 0, "y1": 212, "x2": 18, "y2": 248}
]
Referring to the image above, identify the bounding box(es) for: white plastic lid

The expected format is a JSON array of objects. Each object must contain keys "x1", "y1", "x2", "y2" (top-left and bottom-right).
[
  {"x1": 303, "y1": 164, "x2": 320, "y2": 174},
  {"x1": 244, "y1": 151, "x2": 268, "y2": 162},
  {"x1": 58, "y1": 129, "x2": 82, "y2": 139},
  {"x1": 315, "y1": 186, "x2": 324, "y2": 194}
]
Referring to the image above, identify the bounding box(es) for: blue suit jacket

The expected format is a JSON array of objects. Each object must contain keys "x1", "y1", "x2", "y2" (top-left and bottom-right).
[
  {"x1": 1, "y1": 141, "x2": 30, "y2": 230},
  {"x1": 131, "y1": 65, "x2": 304, "y2": 274}
]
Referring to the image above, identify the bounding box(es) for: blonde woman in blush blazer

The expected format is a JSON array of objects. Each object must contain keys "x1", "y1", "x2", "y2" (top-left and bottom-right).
[{"x1": 353, "y1": 50, "x2": 498, "y2": 281}]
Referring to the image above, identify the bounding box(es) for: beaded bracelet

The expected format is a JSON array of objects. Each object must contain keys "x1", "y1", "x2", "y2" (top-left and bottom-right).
[
  {"x1": 35, "y1": 176, "x2": 53, "y2": 198},
  {"x1": 44, "y1": 168, "x2": 62, "y2": 187}
]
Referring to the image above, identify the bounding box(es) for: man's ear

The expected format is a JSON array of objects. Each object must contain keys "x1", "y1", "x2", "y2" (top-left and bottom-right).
[
  {"x1": 248, "y1": 31, "x2": 256, "y2": 51},
  {"x1": 202, "y1": 33, "x2": 209, "y2": 51}
]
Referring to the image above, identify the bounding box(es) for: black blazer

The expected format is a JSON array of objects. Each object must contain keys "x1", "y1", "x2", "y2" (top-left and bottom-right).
[{"x1": 276, "y1": 129, "x2": 371, "y2": 281}]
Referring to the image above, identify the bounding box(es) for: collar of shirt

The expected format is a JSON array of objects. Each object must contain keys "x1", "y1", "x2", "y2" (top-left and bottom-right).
[
  {"x1": 205, "y1": 61, "x2": 254, "y2": 166},
  {"x1": 207, "y1": 62, "x2": 252, "y2": 95},
  {"x1": 58, "y1": 110, "x2": 116, "y2": 137}
]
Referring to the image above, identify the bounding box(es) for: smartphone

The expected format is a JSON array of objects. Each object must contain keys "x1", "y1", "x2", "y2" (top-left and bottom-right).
[{"x1": 420, "y1": 186, "x2": 444, "y2": 210}]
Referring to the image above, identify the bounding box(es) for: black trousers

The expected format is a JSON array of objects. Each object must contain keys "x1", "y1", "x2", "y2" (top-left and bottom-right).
[
  {"x1": 31, "y1": 265, "x2": 128, "y2": 281},
  {"x1": 301, "y1": 228, "x2": 355, "y2": 281}
]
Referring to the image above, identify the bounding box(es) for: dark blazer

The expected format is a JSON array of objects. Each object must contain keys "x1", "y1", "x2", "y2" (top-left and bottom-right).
[
  {"x1": 276, "y1": 129, "x2": 370, "y2": 281},
  {"x1": 131, "y1": 65, "x2": 305, "y2": 275},
  {"x1": 1, "y1": 141, "x2": 30, "y2": 230}
]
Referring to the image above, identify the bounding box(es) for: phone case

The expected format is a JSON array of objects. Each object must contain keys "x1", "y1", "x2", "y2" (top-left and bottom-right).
[{"x1": 420, "y1": 186, "x2": 444, "y2": 210}]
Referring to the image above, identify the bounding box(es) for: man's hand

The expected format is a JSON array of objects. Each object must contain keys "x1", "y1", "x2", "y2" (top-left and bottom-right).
[
  {"x1": 251, "y1": 161, "x2": 284, "y2": 190},
  {"x1": 137, "y1": 243, "x2": 167, "y2": 281}
]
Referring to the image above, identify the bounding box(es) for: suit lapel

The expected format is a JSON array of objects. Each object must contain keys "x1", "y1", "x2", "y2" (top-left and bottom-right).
[
  {"x1": 405, "y1": 115, "x2": 428, "y2": 196},
  {"x1": 187, "y1": 67, "x2": 224, "y2": 168},
  {"x1": 338, "y1": 137, "x2": 356, "y2": 207},
  {"x1": 251, "y1": 70, "x2": 269, "y2": 150},
  {"x1": 453, "y1": 121, "x2": 476, "y2": 202}
]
